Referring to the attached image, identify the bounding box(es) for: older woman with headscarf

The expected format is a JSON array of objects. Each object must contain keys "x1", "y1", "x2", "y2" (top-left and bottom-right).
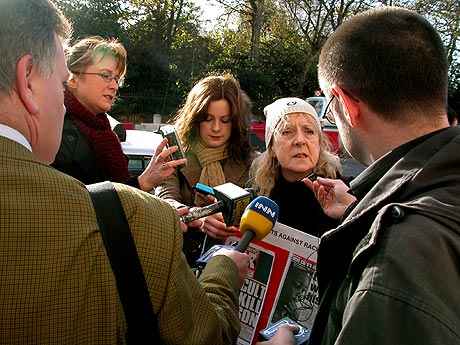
[{"x1": 250, "y1": 97, "x2": 343, "y2": 237}]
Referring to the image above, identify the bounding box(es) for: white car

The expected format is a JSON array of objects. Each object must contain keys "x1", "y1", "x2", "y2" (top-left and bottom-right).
[
  {"x1": 306, "y1": 96, "x2": 340, "y2": 153},
  {"x1": 121, "y1": 129, "x2": 163, "y2": 176}
]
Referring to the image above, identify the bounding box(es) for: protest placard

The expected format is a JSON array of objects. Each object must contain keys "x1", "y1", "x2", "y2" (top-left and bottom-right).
[{"x1": 226, "y1": 222, "x2": 320, "y2": 345}]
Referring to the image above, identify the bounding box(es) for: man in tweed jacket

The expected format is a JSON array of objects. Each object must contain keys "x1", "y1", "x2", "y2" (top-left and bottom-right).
[{"x1": 0, "y1": 1, "x2": 248, "y2": 344}]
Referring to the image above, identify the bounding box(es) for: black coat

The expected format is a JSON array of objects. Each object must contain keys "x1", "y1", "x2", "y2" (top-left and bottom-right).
[
  {"x1": 310, "y1": 127, "x2": 460, "y2": 345},
  {"x1": 270, "y1": 175, "x2": 339, "y2": 238},
  {"x1": 52, "y1": 116, "x2": 138, "y2": 187},
  {"x1": 52, "y1": 116, "x2": 106, "y2": 184}
]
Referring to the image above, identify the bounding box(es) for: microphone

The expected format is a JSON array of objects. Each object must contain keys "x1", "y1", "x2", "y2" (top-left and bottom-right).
[
  {"x1": 180, "y1": 201, "x2": 224, "y2": 223},
  {"x1": 195, "y1": 196, "x2": 279, "y2": 267},
  {"x1": 234, "y1": 196, "x2": 279, "y2": 252},
  {"x1": 180, "y1": 182, "x2": 252, "y2": 226}
]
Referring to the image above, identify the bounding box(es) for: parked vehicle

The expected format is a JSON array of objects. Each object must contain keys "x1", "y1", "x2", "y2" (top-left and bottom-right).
[
  {"x1": 305, "y1": 96, "x2": 340, "y2": 153},
  {"x1": 249, "y1": 120, "x2": 266, "y2": 152},
  {"x1": 120, "y1": 129, "x2": 163, "y2": 176}
]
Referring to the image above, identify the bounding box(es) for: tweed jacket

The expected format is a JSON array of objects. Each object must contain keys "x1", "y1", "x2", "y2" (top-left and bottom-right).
[
  {"x1": 310, "y1": 127, "x2": 460, "y2": 345},
  {"x1": 0, "y1": 136, "x2": 241, "y2": 345},
  {"x1": 155, "y1": 149, "x2": 253, "y2": 208}
]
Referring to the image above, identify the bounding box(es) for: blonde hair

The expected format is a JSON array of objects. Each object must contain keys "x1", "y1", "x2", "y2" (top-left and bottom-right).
[
  {"x1": 66, "y1": 36, "x2": 127, "y2": 83},
  {"x1": 251, "y1": 115, "x2": 341, "y2": 196},
  {"x1": 173, "y1": 73, "x2": 251, "y2": 161}
]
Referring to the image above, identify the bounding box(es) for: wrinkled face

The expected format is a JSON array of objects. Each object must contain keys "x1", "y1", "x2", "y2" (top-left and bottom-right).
[
  {"x1": 272, "y1": 113, "x2": 321, "y2": 181},
  {"x1": 34, "y1": 36, "x2": 69, "y2": 163},
  {"x1": 68, "y1": 55, "x2": 121, "y2": 115},
  {"x1": 199, "y1": 99, "x2": 232, "y2": 148}
]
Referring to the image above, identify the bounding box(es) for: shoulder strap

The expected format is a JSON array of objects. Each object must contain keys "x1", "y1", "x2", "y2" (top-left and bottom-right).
[{"x1": 87, "y1": 181, "x2": 160, "y2": 344}]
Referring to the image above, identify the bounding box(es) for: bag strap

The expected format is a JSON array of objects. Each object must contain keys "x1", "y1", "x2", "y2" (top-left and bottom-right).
[{"x1": 87, "y1": 181, "x2": 160, "y2": 344}]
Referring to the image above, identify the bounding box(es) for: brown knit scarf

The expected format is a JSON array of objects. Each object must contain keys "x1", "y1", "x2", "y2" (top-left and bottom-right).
[
  {"x1": 64, "y1": 89, "x2": 129, "y2": 182},
  {"x1": 193, "y1": 139, "x2": 229, "y2": 205}
]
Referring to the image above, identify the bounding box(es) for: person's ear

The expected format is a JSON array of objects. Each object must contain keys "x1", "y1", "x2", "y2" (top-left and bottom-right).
[
  {"x1": 333, "y1": 87, "x2": 361, "y2": 127},
  {"x1": 66, "y1": 73, "x2": 78, "y2": 89},
  {"x1": 16, "y1": 54, "x2": 39, "y2": 115}
]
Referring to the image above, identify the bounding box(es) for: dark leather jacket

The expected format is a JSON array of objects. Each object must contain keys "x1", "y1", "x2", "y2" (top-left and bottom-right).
[
  {"x1": 52, "y1": 116, "x2": 128, "y2": 185},
  {"x1": 310, "y1": 127, "x2": 460, "y2": 345}
]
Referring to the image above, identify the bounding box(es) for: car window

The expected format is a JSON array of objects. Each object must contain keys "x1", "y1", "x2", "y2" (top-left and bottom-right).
[
  {"x1": 306, "y1": 98, "x2": 325, "y2": 118},
  {"x1": 127, "y1": 156, "x2": 144, "y2": 175},
  {"x1": 128, "y1": 158, "x2": 143, "y2": 169}
]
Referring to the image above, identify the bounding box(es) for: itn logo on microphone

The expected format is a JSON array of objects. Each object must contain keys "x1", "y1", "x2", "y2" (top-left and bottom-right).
[
  {"x1": 254, "y1": 201, "x2": 276, "y2": 219},
  {"x1": 249, "y1": 196, "x2": 279, "y2": 223}
]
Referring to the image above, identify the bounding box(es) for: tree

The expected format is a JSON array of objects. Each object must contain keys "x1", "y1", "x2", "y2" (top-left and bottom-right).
[
  {"x1": 411, "y1": 0, "x2": 460, "y2": 82},
  {"x1": 276, "y1": 0, "x2": 370, "y2": 94},
  {"x1": 56, "y1": 0, "x2": 459, "y2": 119},
  {"x1": 55, "y1": 0, "x2": 127, "y2": 40},
  {"x1": 214, "y1": 0, "x2": 274, "y2": 62}
]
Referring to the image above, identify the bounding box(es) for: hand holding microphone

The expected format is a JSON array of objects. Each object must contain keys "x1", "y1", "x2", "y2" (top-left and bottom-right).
[
  {"x1": 210, "y1": 196, "x2": 279, "y2": 286},
  {"x1": 212, "y1": 247, "x2": 249, "y2": 287},
  {"x1": 197, "y1": 196, "x2": 279, "y2": 263}
]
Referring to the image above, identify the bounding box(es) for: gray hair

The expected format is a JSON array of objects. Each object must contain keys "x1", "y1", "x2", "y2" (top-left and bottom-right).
[
  {"x1": 0, "y1": 0, "x2": 72, "y2": 94},
  {"x1": 250, "y1": 126, "x2": 341, "y2": 196}
]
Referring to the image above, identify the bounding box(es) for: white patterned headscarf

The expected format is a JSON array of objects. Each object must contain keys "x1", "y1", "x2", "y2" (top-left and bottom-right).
[{"x1": 264, "y1": 97, "x2": 321, "y2": 149}]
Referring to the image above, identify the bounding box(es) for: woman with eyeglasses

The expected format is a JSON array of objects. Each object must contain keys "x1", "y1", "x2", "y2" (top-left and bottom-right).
[
  {"x1": 53, "y1": 36, "x2": 184, "y2": 190},
  {"x1": 250, "y1": 97, "x2": 345, "y2": 237},
  {"x1": 155, "y1": 73, "x2": 256, "y2": 264}
]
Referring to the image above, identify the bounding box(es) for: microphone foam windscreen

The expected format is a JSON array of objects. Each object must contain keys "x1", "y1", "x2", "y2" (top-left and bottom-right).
[{"x1": 240, "y1": 196, "x2": 279, "y2": 240}]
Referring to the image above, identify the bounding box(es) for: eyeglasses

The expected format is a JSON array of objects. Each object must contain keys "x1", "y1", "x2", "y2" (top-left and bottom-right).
[
  {"x1": 324, "y1": 95, "x2": 336, "y2": 124},
  {"x1": 74, "y1": 71, "x2": 124, "y2": 86}
]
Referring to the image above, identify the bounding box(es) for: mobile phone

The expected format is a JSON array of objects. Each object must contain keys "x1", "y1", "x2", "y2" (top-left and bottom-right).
[
  {"x1": 259, "y1": 317, "x2": 311, "y2": 345},
  {"x1": 158, "y1": 125, "x2": 185, "y2": 164},
  {"x1": 306, "y1": 172, "x2": 317, "y2": 181},
  {"x1": 196, "y1": 244, "x2": 235, "y2": 266}
]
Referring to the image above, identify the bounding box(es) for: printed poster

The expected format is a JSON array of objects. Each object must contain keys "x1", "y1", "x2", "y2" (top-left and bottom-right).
[{"x1": 226, "y1": 222, "x2": 320, "y2": 345}]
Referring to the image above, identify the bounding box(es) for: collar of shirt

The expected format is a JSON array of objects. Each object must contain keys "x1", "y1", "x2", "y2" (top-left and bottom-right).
[
  {"x1": 349, "y1": 127, "x2": 448, "y2": 200},
  {"x1": 0, "y1": 124, "x2": 32, "y2": 152}
]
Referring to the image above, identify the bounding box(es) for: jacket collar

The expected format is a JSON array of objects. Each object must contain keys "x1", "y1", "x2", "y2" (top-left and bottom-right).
[
  {"x1": 0, "y1": 136, "x2": 38, "y2": 164},
  {"x1": 316, "y1": 126, "x2": 460, "y2": 299}
]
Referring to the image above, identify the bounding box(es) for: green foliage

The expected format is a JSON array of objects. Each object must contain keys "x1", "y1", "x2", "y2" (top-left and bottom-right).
[
  {"x1": 56, "y1": 0, "x2": 127, "y2": 41},
  {"x1": 56, "y1": 0, "x2": 459, "y2": 121}
]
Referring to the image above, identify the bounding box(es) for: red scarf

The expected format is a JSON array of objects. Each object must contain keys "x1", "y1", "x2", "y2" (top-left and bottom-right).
[{"x1": 64, "y1": 90, "x2": 129, "y2": 182}]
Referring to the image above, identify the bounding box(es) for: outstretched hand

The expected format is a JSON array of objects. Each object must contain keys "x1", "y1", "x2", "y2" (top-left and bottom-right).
[
  {"x1": 255, "y1": 324, "x2": 299, "y2": 345},
  {"x1": 176, "y1": 206, "x2": 203, "y2": 233},
  {"x1": 201, "y1": 212, "x2": 239, "y2": 240},
  {"x1": 303, "y1": 177, "x2": 357, "y2": 219},
  {"x1": 138, "y1": 138, "x2": 187, "y2": 192}
]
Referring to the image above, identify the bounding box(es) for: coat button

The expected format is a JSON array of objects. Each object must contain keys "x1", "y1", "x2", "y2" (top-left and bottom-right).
[{"x1": 390, "y1": 205, "x2": 404, "y2": 222}]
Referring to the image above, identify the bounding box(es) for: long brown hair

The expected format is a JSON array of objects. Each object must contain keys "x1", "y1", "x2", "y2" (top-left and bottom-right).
[{"x1": 173, "y1": 73, "x2": 251, "y2": 161}]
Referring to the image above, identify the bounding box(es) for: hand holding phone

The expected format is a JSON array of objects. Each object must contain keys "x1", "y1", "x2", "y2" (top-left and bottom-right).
[{"x1": 157, "y1": 125, "x2": 186, "y2": 165}]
